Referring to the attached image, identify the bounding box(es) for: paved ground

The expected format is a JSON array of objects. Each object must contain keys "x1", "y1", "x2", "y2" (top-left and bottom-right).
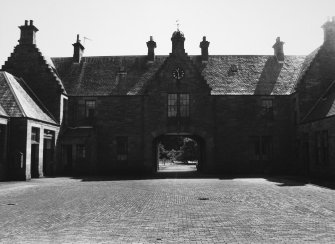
[{"x1": 0, "y1": 175, "x2": 335, "y2": 243}]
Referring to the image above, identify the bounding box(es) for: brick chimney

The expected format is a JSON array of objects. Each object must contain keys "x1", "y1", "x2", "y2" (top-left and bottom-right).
[
  {"x1": 146, "y1": 36, "x2": 156, "y2": 62},
  {"x1": 171, "y1": 30, "x2": 185, "y2": 55},
  {"x1": 19, "y1": 20, "x2": 39, "y2": 45},
  {"x1": 200, "y1": 36, "x2": 210, "y2": 63},
  {"x1": 272, "y1": 37, "x2": 284, "y2": 63},
  {"x1": 72, "y1": 34, "x2": 85, "y2": 63},
  {"x1": 322, "y1": 17, "x2": 335, "y2": 48}
]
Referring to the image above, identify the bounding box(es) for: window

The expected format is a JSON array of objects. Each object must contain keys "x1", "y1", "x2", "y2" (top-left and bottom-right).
[
  {"x1": 167, "y1": 93, "x2": 190, "y2": 118},
  {"x1": 85, "y1": 100, "x2": 96, "y2": 118},
  {"x1": 76, "y1": 144, "x2": 86, "y2": 159},
  {"x1": 31, "y1": 127, "x2": 40, "y2": 143},
  {"x1": 261, "y1": 99, "x2": 273, "y2": 120},
  {"x1": 250, "y1": 136, "x2": 273, "y2": 161},
  {"x1": 116, "y1": 136, "x2": 128, "y2": 161},
  {"x1": 168, "y1": 94, "x2": 178, "y2": 117},
  {"x1": 63, "y1": 98, "x2": 68, "y2": 125},
  {"x1": 180, "y1": 94, "x2": 190, "y2": 117}
]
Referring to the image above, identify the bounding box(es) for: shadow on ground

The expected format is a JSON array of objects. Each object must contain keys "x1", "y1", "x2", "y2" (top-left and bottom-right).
[{"x1": 67, "y1": 172, "x2": 335, "y2": 190}]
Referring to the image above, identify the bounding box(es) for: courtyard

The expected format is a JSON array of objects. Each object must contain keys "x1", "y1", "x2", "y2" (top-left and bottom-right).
[{"x1": 0, "y1": 174, "x2": 335, "y2": 243}]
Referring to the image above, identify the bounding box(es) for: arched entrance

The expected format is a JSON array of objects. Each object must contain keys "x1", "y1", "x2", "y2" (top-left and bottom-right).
[{"x1": 153, "y1": 134, "x2": 206, "y2": 173}]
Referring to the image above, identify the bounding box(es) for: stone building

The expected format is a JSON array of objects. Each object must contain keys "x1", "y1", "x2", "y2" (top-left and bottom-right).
[{"x1": 1, "y1": 19, "x2": 335, "y2": 180}]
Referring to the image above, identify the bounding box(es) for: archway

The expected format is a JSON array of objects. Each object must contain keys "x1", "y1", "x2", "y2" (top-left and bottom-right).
[{"x1": 153, "y1": 134, "x2": 205, "y2": 173}]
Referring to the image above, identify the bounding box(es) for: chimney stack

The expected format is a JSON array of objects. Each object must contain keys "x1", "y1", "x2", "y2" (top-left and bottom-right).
[
  {"x1": 272, "y1": 37, "x2": 284, "y2": 63},
  {"x1": 322, "y1": 17, "x2": 335, "y2": 48},
  {"x1": 171, "y1": 30, "x2": 185, "y2": 55},
  {"x1": 200, "y1": 36, "x2": 210, "y2": 63},
  {"x1": 72, "y1": 34, "x2": 85, "y2": 63},
  {"x1": 146, "y1": 36, "x2": 157, "y2": 62},
  {"x1": 19, "y1": 20, "x2": 39, "y2": 45}
]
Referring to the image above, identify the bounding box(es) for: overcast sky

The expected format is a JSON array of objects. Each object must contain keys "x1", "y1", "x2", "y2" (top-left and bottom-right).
[{"x1": 1, "y1": 0, "x2": 335, "y2": 65}]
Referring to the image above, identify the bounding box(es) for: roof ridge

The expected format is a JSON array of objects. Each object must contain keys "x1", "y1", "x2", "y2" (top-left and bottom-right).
[{"x1": 3, "y1": 72, "x2": 26, "y2": 117}]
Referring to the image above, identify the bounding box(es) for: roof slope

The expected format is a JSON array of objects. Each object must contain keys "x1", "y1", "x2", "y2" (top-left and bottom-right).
[
  {"x1": 52, "y1": 54, "x2": 305, "y2": 96},
  {"x1": 52, "y1": 56, "x2": 166, "y2": 96},
  {"x1": 195, "y1": 55, "x2": 306, "y2": 95},
  {"x1": 0, "y1": 71, "x2": 57, "y2": 124}
]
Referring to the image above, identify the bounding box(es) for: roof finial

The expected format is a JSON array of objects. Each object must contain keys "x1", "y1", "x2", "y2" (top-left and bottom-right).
[{"x1": 176, "y1": 19, "x2": 180, "y2": 31}]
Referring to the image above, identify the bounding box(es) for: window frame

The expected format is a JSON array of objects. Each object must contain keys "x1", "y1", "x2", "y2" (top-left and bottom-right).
[
  {"x1": 261, "y1": 98, "x2": 274, "y2": 120},
  {"x1": 76, "y1": 144, "x2": 86, "y2": 159},
  {"x1": 116, "y1": 136, "x2": 128, "y2": 161},
  {"x1": 167, "y1": 93, "x2": 190, "y2": 119},
  {"x1": 85, "y1": 100, "x2": 96, "y2": 119}
]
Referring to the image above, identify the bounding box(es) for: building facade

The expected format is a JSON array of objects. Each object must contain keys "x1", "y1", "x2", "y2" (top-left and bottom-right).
[{"x1": 1, "y1": 19, "x2": 335, "y2": 180}]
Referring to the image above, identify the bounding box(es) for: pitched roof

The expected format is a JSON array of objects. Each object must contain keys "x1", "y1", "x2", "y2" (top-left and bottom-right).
[
  {"x1": 52, "y1": 54, "x2": 305, "y2": 96},
  {"x1": 0, "y1": 71, "x2": 57, "y2": 124},
  {"x1": 0, "y1": 104, "x2": 8, "y2": 117},
  {"x1": 195, "y1": 55, "x2": 306, "y2": 95},
  {"x1": 52, "y1": 56, "x2": 166, "y2": 96}
]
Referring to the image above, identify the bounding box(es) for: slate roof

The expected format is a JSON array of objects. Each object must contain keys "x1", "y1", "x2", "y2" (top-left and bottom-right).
[
  {"x1": 51, "y1": 56, "x2": 166, "y2": 96},
  {"x1": 51, "y1": 54, "x2": 306, "y2": 96},
  {"x1": 196, "y1": 55, "x2": 306, "y2": 95},
  {"x1": 0, "y1": 71, "x2": 57, "y2": 124}
]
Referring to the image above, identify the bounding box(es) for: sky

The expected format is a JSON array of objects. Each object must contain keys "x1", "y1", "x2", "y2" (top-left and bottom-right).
[{"x1": 1, "y1": 0, "x2": 335, "y2": 65}]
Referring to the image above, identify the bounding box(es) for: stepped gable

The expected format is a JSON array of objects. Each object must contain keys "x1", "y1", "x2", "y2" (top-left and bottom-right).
[
  {"x1": 0, "y1": 71, "x2": 57, "y2": 124},
  {"x1": 2, "y1": 44, "x2": 66, "y2": 94},
  {"x1": 193, "y1": 55, "x2": 306, "y2": 95},
  {"x1": 51, "y1": 55, "x2": 167, "y2": 96}
]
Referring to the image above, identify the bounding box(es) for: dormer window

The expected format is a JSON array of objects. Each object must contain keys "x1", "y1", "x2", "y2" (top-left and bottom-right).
[{"x1": 230, "y1": 64, "x2": 238, "y2": 72}]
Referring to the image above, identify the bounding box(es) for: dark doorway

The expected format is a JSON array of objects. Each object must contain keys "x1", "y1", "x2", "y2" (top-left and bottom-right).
[
  {"x1": 31, "y1": 144, "x2": 39, "y2": 178},
  {"x1": 63, "y1": 145, "x2": 73, "y2": 174},
  {"x1": 31, "y1": 127, "x2": 40, "y2": 178},
  {"x1": 154, "y1": 134, "x2": 205, "y2": 173},
  {"x1": 0, "y1": 125, "x2": 6, "y2": 164},
  {"x1": 43, "y1": 130, "x2": 55, "y2": 176}
]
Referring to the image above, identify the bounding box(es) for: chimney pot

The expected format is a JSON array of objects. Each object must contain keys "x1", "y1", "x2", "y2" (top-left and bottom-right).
[
  {"x1": 272, "y1": 36, "x2": 284, "y2": 63},
  {"x1": 72, "y1": 34, "x2": 85, "y2": 63},
  {"x1": 146, "y1": 36, "x2": 156, "y2": 62},
  {"x1": 200, "y1": 36, "x2": 210, "y2": 62},
  {"x1": 322, "y1": 18, "x2": 335, "y2": 48},
  {"x1": 19, "y1": 20, "x2": 38, "y2": 45},
  {"x1": 30, "y1": 20, "x2": 33, "y2": 26}
]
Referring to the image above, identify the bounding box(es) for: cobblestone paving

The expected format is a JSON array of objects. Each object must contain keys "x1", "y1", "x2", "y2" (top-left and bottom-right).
[{"x1": 0, "y1": 176, "x2": 335, "y2": 243}]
